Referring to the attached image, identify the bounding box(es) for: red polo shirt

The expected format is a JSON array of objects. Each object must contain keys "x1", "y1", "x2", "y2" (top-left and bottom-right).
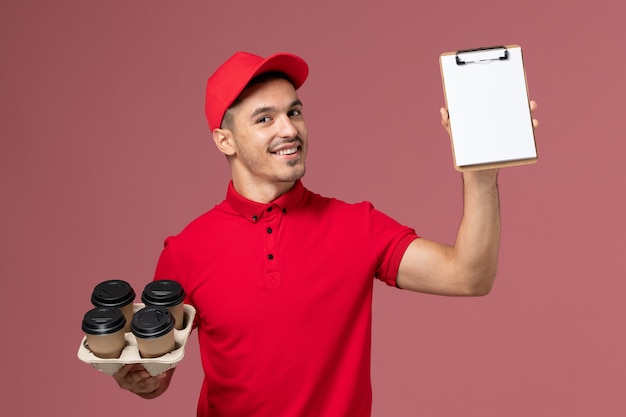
[{"x1": 154, "y1": 180, "x2": 418, "y2": 417}]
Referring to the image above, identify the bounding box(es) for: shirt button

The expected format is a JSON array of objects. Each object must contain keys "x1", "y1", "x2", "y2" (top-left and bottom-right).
[
  {"x1": 252, "y1": 215, "x2": 258, "y2": 222},
  {"x1": 267, "y1": 207, "x2": 273, "y2": 212},
  {"x1": 282, "y1": 208, "x2": 287, "y2": 214},
  {"x1": 267, "y1": 228, "x2": 273, "y2": 234},
  {"x1": 268, "y1": 254, "x2": 274, "y2": 260}
]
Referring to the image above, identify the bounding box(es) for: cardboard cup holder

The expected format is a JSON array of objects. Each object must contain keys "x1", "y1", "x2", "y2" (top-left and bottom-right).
[{"x1": 77, "y1": 303, "x2": 196, "y2": 376}]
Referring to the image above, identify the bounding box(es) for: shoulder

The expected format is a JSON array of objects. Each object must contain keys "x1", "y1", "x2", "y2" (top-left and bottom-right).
[
  {"x1": 301, "y1": 187, "x2": 375, "y2": 213},
  {"x1": 163, "y1": 200, "x2": 233, "y2": 246},
  {"x1": 299, "y1": 188, "x2": 405, "y2": 231}
]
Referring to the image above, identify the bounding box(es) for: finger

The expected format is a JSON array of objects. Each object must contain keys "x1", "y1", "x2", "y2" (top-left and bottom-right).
[
  {"x1": 528, "y1": 100, "x2": 538, "y2": 128},
  {"x1": 136, "y1": 371, "x2": 170, "y2": 394},
  {"x1": 127, "y1": 367, "x2": 151, "y2": 384},
  {"x1": 113, "y1": 364, "x2": 151, "y2": 389},
  {"x1": 136, "y1": 375, "x2": 161, "y2": 393},
  {"x1": 440, "y1": 107, "x2": 452, "y2": 136},
  {"x1": 113, "y1": 364, "x2": 131, "y2": 378},
  {"x1": 113, "y1": 364, "x2": 137, "y2": 381},
  {"x1": 440, "y1": 107, "x2": 449, "y2": 124}
]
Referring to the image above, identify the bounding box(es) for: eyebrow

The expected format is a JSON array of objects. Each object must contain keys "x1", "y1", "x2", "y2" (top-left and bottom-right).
[{"x1": 249, "y1": 99, "x2": 303, "y2": 120}]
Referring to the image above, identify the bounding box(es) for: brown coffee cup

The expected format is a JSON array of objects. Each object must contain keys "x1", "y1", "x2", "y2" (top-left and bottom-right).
[
  {"x1": 131, "y1": 306, "x2": 176, "y2": 358},
  {"x1": 82, "y1": 307, "x2": 127, "y2": 359},
  {"x1": 91, "y1": 279, "x2": 136, "y2": 332},
  {"x1": 141, "y1": 280, "x2": 185, "y2": 330}
]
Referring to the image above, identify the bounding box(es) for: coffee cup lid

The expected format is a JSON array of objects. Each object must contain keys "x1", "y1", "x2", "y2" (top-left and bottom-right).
[
  {"x1": 91, "y1": 279, "x2": 136, "y2": 308},
  {"x1": 82, "y1": 307, "x2": 126, "y2": 335},
  {"x1": 141, "y1": 280, "x2": 185, "y2": 307},
  {"x1": 131, "y1": 306, "x2": 175, "y2": 339}
]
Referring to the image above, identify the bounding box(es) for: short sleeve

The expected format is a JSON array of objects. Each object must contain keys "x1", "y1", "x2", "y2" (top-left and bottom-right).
[{"x1": 367, "y1": 204, "x2": 419, "y2": 287}]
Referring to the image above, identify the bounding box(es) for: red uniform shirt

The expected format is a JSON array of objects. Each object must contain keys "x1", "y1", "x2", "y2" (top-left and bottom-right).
[{"x1": 154, "y1": 180, "x2": 417, "y2": 416}]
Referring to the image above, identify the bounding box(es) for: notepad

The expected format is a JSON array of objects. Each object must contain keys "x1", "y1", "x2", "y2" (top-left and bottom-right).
[{"x1": 440, "y1": 45, "x2": 537, "y2": 171}]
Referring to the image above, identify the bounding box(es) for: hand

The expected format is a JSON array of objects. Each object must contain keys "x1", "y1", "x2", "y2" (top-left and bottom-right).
[
  {"x1": 113, "y1": 364, "x2": 174, "y2": 399},
  {"x1": 439, "y1": 99, "x2": 539, "y2": 134}
]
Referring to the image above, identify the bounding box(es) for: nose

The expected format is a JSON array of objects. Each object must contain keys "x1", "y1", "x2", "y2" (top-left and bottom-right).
[{"x1": 276, "y1": 114, "x2": 298, "y2": 138}]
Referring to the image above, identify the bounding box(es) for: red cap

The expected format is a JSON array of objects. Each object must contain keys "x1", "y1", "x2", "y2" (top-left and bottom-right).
[{"x1": 205, "y1": 51, "x2": 309, "y2": 132}]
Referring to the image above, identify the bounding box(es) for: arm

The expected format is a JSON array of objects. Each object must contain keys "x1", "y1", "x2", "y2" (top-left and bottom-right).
[
  {"x1": 396, "y1": 169, "x2": 500, "y2": 296},
  {"x1": 396, "y1": 102, "x2": 538, "y2": 296},
  {"x1": 113, "y1": 364, "x2": 175, "y2": 399}
]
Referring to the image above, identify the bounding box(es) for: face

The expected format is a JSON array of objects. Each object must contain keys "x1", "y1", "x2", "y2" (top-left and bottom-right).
[{"x1": 217, "y1": 78, "x2": 308, "y2": 195}]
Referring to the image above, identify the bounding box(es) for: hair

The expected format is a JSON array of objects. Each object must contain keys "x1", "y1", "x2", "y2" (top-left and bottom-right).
[{"x1": 221, "y1": 71, "x2": 294, "y2": 131}]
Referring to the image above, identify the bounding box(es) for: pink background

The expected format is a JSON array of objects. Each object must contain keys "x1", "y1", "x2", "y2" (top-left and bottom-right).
[{"x1": 1, "y1": 0, "x2": 625, "y2": 415}]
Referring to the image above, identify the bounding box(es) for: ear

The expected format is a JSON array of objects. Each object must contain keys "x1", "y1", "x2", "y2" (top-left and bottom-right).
[{"x1": 212, "y1": 128, "x2": 236, "y2": 156}]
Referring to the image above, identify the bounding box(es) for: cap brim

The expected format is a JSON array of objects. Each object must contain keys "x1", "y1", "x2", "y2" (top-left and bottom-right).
[{"x1": 250, "y1": 52, "x2": 309, "y2": 91}]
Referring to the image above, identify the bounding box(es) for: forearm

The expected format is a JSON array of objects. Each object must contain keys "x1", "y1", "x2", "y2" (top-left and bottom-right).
[{"x1": 452, "y1": 169, "x2": 501, "y2": 294}]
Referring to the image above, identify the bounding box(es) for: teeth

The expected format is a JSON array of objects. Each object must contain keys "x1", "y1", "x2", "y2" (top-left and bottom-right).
[{"x1": 275, "y1": 147, "x2": 298, "y2": 156}]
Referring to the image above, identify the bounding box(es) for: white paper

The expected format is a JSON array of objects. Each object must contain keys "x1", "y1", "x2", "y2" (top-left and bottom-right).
[{"x1": 440, "y1": 46, "x2": 537, "y2": 168}]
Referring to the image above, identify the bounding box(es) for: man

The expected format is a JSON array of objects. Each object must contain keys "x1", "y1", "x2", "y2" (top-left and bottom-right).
[{"x1": 113, "y1": 51, "x2": 538, "y2": 416}]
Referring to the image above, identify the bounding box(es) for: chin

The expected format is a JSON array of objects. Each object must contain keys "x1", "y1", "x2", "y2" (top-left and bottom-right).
[{"x1": 281, "y1": 166, "x2": 306, "y2": 182}]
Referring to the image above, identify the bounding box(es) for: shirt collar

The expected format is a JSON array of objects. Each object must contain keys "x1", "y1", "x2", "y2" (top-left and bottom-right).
[{"x1": 226, "y1": 180, "x2": 306, "y2": 223}]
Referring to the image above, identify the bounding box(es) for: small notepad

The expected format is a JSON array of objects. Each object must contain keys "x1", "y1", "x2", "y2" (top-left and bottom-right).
[{"x1": 440, "y1": 45, "x2": 537, "y2": 171}]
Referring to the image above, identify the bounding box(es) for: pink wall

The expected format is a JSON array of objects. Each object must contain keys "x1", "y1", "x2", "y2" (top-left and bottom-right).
[{"x1": 1, "y1": 0, "x2": 625, "y2": 415}]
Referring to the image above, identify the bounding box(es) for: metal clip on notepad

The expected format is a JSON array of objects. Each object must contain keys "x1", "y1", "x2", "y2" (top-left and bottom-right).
[{"x1": 455, "y1": 46, "x2": 509, "y2": 65}]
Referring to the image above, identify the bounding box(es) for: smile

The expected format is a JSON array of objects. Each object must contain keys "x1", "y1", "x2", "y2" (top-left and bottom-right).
[{"x1": 272, "y1": 146, "x2": 299, "y2": 156}]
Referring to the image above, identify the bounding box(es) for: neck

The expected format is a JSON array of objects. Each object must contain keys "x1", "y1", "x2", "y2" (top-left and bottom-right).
[{"x1": 231, "y1": 178, "x2": 296, "y2": 204}]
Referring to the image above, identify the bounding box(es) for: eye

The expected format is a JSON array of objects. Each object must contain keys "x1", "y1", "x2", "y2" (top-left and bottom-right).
[
  {"x1": 288, "y1": 108, "x2": 302, "y2": 117},
  {"x1": 256, "y1": 116, "x2": 271, "y2": 124}
]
